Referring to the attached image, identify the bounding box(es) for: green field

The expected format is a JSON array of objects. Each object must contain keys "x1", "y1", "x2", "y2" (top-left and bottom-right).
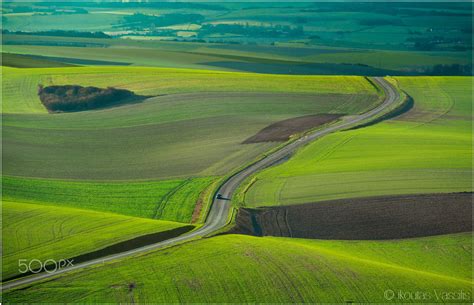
[
  {"x1": 2, "y1": 201, "x2": 189, "y2": 280},
  {"x1": 3, "y1": 176, "x2": 215, "y2": 222},
  {"x1": 243, "y1": 77, "x2": 472, "y2": 207},
  {"x1": 4, "y1": 233, "x2": 472, "y2": 303},
  {"x1": 3, "y1": 67, "x2": 379, "y2": 182},
  {"x1": 2, "y1": 66, "x2": 377, "y2": 113},
  {"x1": 2, "y1": 39, "x2": 470, "y2": 75}
]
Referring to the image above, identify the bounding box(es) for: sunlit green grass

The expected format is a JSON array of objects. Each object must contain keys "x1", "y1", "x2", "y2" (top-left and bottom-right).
[
  {"x1": 4, "y1": 233, "x2": 472, "y2": 303},
  {"x1": 3, "y1": 67, "x2": 379, "y2": 181},
  {"x1": 3, "y1": 176, "x2": 215, "y2": 222},
  {"x1": 2, "y1": 201, "x2": 190, "y2": 280},
  {"x1": 244, "y1": 77, "x2": 472, "y2": 207}
]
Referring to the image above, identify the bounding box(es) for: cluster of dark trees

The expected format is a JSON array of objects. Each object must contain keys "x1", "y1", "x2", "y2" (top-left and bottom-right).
[
  {"x1": 200, "y1": 24, "x2": 304, "y2": 38},
  {"x1": 38, "y1": 85, "x2": 137, "y2": 112},
  {"x1": 122, "y1": 13, "x2": 204, "y2": 30},
  {"x1": 427, "y1": 64, "x2": 473, "y2": 76},
  {"x1": 407, "y1": 36, "x2": 469, "y2": 51},
  {"x1": 2, "y1": 30, "x2": 110, "y2": 39}
]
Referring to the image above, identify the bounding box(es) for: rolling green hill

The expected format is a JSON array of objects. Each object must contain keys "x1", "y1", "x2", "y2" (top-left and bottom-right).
[
  {"x1": 2, "y1": 66, "x2": 377, "y2": 113},
  {"x1": 4, "y1": 233, "x2": 472, "y2": 303},
  {"x1": 242, "y1": 77, "x2": 472, "y2": 207},
  {"x1": 3, "y1": 67, "x2": 380, "y2": 183},
  {"x1": 2, "y1": 201, "x2": 191, "y2": 280}
]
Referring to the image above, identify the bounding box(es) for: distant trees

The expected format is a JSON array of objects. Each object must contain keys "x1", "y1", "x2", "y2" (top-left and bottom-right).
[
  {"x1": 199, "y1": 24, "x2": 304, "y2": 38},
  {"x1": 407, "y1": 35, "x2": 468, "y2": 51},
  {"x1": 38, "y1": 85, "x2": 138, "y2": 112},
  {"x1": 428, "y1": 64, "x2": 473, "y2": 76},
  {"x1": 122, "y1": 13, "x2": 205, "y2": 30},
  {"x1": 2, "y1": 30, "x2": 110, "y2": 39}
]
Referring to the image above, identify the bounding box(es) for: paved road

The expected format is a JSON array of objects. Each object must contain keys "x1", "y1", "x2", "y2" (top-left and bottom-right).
[{"x1": 2, "y1": 77, "x2": 399, "y2": 291}]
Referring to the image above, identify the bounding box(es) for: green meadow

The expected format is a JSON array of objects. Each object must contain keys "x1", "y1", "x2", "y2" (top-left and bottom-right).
[
  {"x1": 2, "y1": 201, "x2": 189, "y2": 280},
  {"x1": 4, "y1": 233, "x2": 472, "y2": 303},
  {"x1": 3, "y1": 67, "x2": 379, "y2": 182},
  {"x1": 2, "y1": 66, "x2": 377, "y2": 113},
  {"x1": 243, "y1": 77, "x2": 472, "y2": 207},
  {"x1": 2, "y1": 176, "x2": 215, "y2": 222}
]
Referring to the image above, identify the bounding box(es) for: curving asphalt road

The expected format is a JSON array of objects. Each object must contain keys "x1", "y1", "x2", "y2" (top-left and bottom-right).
[{"x1": 2, "y1": 77, "x2": 399, "y2": 291}]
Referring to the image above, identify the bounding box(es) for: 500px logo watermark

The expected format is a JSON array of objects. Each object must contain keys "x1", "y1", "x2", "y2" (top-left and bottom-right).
[
  {"x1": 18, "y1": 258, "x2": 74, "y2": 274},
  {"x1": 384, "y1": 289, "x2": 471, "y2": 302}
]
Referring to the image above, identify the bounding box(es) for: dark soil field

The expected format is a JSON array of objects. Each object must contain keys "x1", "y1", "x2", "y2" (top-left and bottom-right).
[
  {"x1": 230, "y1": 193, "x2": 473, "y2": 240},
  {"x1": 243, "y1": 114, "x2": 342, "y2": 143}
]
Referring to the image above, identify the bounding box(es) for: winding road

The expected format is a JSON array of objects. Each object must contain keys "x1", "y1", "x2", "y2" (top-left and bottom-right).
[{"x1": 2, "y1": 77, "x2": 399, "y2": 291}]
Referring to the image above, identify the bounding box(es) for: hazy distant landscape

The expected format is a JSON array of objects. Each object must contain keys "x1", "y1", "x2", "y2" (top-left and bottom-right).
[
  {"x1": 2, "y1": 1, "x2": 472, "y2": 75},
  {"x1": 1, "y1": 1, "x2": 472, "y2": 303}
]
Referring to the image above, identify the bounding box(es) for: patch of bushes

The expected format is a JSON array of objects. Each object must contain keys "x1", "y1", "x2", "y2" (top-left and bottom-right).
[{"x1": 38, "y1": 85, "x2": 141, "y2": 112}]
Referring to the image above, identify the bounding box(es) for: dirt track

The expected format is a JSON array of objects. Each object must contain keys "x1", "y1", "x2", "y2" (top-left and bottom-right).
[
  {"x1": 243, "y1": 114, "x2": 342, "y2": 143},
  {"x1": 229, "y1": 193, "x2": 473, "y2": 240}
]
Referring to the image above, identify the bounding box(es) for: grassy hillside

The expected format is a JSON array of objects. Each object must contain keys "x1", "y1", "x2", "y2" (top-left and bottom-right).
[
  {"x1": 3, "y1": 176, "x2": 215, "y2": 222},
  {"x1": 2, "y1": 201, "x2": 190, "y2": 280},
  {"x1": 3, "y1": 67, "x2": 379, "y2": 181},
  {"x1": 2, "y1": 66, "x2": 376, "y2": 113},
  {"x1": 4, "y1": 233, "x2": 472, "y2": 303},
  {"x1": 243, "y1": 77, "x2": 472, "y2": 207}
]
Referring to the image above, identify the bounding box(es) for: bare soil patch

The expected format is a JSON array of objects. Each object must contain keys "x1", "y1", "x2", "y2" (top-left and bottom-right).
[
  {"x1": 229, "y1": 193, "x2": 472, "y2": 240},
  {"x1": 243, "y1": 114, "x2": 342, "y2": 143}
]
